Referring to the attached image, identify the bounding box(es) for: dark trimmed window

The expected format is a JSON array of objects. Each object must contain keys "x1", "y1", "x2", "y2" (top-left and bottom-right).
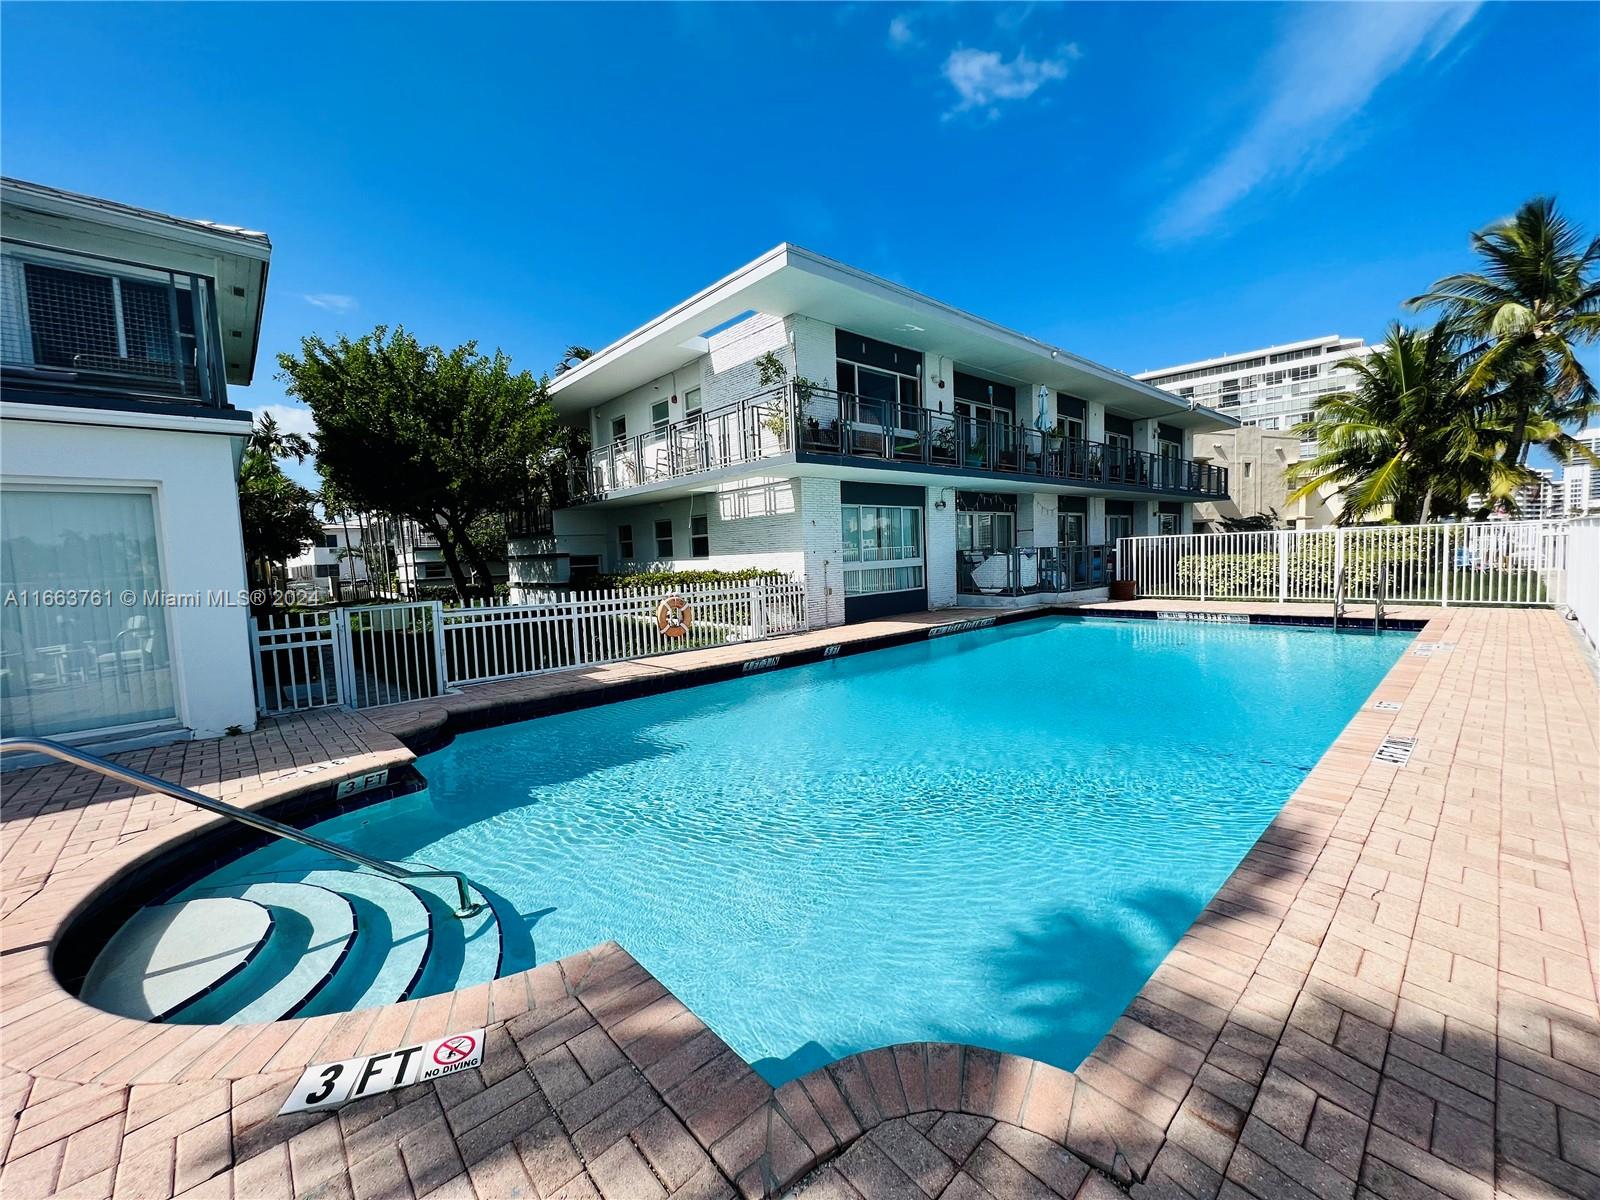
[
  {"x1": 654, "y1": 518, "x2": 673, "y2": 558},
  {"x1": 618, "y1": 524, "x2": 634, "y2": 559},
  {"x1": 691, "y1": 515, "x2": 709, "y2": 558}
]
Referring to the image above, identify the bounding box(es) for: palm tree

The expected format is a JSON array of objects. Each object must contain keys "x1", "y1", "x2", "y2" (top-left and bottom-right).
[
  {"x1": 1409, "y1": 196, "x2": 1600, "y2": 466},
  {"x1": 553, "y1": 345, "x2": 593, "y2": 375},
  {"x1": 247, "y1": 412, "x2": 313, "y2": 462},
  {"x1": 1287, "y1": 323, "x2": 1527, "y2": 524}
]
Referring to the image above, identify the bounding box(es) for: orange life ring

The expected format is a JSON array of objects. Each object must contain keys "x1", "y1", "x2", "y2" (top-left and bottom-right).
[{"x1": 656, "y1": 595, "x2": 693, "y2": 638}]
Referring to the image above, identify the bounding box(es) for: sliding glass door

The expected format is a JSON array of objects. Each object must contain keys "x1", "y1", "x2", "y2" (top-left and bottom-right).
[{"x1": 1, "y1": 488, "x2": 178, "y2": 737}]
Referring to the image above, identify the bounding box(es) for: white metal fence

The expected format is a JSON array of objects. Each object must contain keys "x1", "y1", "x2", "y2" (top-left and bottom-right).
[
  {"x1": 1116, "y1": 520, "x2": 1570, "y2": 607},
  {"x1": 1561, "y1": 517, "x2": 1600, "y2": 651},
  {"x1": 250, "y1": 577, "x2": 810, "y2": 716}
]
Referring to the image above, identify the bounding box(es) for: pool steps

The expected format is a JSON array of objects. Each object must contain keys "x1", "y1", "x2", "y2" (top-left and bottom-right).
[
  {"x1": 80, "y1": 868, "x2": 505, "y2": 1026},
  {"x1": 79, "y1": 897, "x2": 274, "y2": 1021}
]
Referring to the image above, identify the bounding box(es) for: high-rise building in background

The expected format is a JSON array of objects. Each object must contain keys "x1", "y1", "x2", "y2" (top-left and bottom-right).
[
  {"x1": 1135, "y1": 334, "x2": 1371, "y2": 457},
  {"x1": 1564, "y1": 428, "x2": 1600, "y2": 516},
  {"x1": 1135, "y1": 335, "x2": 1371, "y2": 528}
]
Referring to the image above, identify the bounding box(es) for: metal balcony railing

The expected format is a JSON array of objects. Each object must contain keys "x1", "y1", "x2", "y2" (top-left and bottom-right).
[
  {"x1": 1, "y1": 241, "x2": 228, "y2": 406},
  {"x1": 957, "y1": 544, "x2": 1113, "y2": 596},
  {"x1": 572, "y1": 383, "x2": 1228, "y2": 500}
]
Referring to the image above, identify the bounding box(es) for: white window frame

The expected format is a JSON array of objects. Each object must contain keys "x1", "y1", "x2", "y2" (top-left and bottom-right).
[{"x1": 841, "y1": 503, "x2": 925, "y2": 597}]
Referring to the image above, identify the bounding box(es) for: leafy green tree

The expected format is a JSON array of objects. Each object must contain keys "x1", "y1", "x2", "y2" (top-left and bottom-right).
[
  {"x1": 1287, "y1": 324, "x2": 1527, "y2": 524},
  {"x1": 238, "y1": 417, "x2": 321, "y2": 594},
  {"x1": 278, "y1": 326, "x2": 562, "y2": 600},
  {"x1": 1409, "y1": 196, "x2": 1600, "y2": 466}
]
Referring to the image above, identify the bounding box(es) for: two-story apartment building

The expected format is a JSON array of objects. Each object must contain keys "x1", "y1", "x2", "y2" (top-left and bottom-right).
[
  {"x1": 542, "y1": 246, "x2": 1235, "y2": 625},
  {"x1": 1, "y1": 178, "x2": 271, "y2": 744}
]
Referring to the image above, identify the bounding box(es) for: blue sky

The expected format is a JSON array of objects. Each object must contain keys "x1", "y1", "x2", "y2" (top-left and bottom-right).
[{"x1": 4, "y1": 2, "x2": 1597, "y2": 485}]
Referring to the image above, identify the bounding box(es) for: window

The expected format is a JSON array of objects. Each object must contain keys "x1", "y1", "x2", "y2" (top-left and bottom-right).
[
  {"x1": 1244, "y1": 462, "x2": 1253, "y2": 477},
  {"x1": 840, "y1": 505, "x2": 924, "y2": 596},
  {"x1": 0, "y1": 489, "x2": 177, "y2": 738},
  {"x1": 690, "y1": 514, "x2": 709, "y2": 558},
  {"x1": 654, "y1": 518, "x2": 674, "y2": 558},
  {"x1": 314, "y1": 563, "x2": 340, "y2": 578},
  {"x1": 322, "y1": 533, "x2": 341, "y2": 550},
  {"x1": 1058, "y1": 512, "x2": 1086, "y2": 547},
  {"x1": 1158, "y1": 513, "x2": 1179, "y2": 536},
  {"x1": 836, "y1": 330, "x2": 923, "y2": 429},
  {"x1": 610, "y1": 415, "x2": 627, "y2": 445},
  {"x1": 651, "y1": 400, "x2": 670, "y2": 429},
  {"x1": 1105, "y1": 514, "x2": 1133, "y2": 544},
  {"x1": 618, "y1": 524, "x2": 634, "y2": 559},
  {"x1": 683, "y1": 387, "x2": 702, "y2": 416},
  {"x1": 21, "y1": 263, "x2": 200, "y2": 393},
  {"x1": 419, "y1": 562, "x2": 448, "y2": 580}
]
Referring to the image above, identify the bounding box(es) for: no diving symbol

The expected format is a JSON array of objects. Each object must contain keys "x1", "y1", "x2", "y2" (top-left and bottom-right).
[{"x1": 433, "y1": 1034, "x2": 477, "y2": 1066}]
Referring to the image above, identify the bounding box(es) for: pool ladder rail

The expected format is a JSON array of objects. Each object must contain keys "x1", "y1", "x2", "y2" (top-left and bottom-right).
[{"x1": 0, "y1": 736, "x2": 483, "y2": 919}]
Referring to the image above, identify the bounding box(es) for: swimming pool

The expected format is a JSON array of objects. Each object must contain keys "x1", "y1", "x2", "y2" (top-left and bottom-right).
[{"x1": 95, "y1": 617, "x2": 1409, "y2": 1083}]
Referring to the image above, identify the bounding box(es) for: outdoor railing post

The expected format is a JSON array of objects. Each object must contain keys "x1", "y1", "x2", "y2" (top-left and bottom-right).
[
  {"x1": 1441, "y1": 525, "x2": 1452, "y2": 607},
  {"x1": 430, "y1": 601, "x2": 448, "y2": 695},
  {"x1": 1333, "y1": 527, "x2": 1346, "y2": 607},
  {"x1": 1278, "y1": 529, "x2": 1289, "y2": 604}
]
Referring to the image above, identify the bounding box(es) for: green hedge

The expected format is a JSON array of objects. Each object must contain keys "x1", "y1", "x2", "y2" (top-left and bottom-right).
[
  {"x1": 597, "y1": 567, "x2": 793, "y2": 590},
  {"x1": 1174, "y1": 536, "x2": 1436, "y2": 597}
]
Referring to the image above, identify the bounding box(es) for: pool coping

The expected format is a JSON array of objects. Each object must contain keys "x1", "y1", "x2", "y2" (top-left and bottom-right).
[{"x1": 1, "y1": 604, "x2": 1594, "y2": 1200}]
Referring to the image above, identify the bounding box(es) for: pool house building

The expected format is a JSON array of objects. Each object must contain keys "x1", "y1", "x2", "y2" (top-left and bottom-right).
[
  {"x1": 0, "y1": 178, "x2": 271, "y2": 743},
  {"x1": 536, "y1": 245, "x2": 1237, "y2": 624}
]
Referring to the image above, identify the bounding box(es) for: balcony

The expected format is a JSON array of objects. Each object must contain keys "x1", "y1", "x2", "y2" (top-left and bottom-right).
[
  {"x1": 957, "y1": 544, "x2": 1114, "y2": 597},
  {"x1": 1, "y1": 241, "x2": 228, "y2": 407},
  {"x1": 574, "y1": 383, "x2": 1228, "y2": 500}
]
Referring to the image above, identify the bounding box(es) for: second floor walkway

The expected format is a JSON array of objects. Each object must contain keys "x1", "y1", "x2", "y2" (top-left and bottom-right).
[{"x1": 574, "y1": 384, "x2": 1229, "y2": 502}]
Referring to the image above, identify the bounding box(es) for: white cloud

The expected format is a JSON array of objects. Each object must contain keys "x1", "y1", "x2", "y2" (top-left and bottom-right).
[
  {"x1": 942, "y1": 46, "x2": 1076, "y2": 119},
  {"x1": 1152, "y1": 2, "x2": 1480, "y2": 243},
  {"x1": 252, "y1": 402, "x2": 318, "y2": 443},
  {"x1": 887, "y1": 14, "x2": 918, "y2": 49},
  {"x1": 303, "y1": 292, "x2": 358, "y2": 313}
]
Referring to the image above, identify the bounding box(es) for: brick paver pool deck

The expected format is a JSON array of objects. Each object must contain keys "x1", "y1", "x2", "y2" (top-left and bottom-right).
[{"x1": 0, "y1": 604, "x2": 1595, "y2": 1200}]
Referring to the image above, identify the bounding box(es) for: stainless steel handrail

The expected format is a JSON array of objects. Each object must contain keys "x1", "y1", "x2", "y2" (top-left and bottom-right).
[
  {"x1": 0, "y1": 737, "x2": 483, "y2": 918},
  {"x1": 1333, "y1": 567, "x2": 1346, "y2": 632},
  {"x1": 1375, "y1": 564, "x2": 1387, "y2": 633}
]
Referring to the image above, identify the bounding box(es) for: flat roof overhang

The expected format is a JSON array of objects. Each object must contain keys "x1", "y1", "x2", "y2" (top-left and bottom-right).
[
  {"x1": 549, "y1": 245, "x2": 1237, "y2": 433},
  {"x1": 575, "y1": 457, "x2": 1221, "y2": 508}
]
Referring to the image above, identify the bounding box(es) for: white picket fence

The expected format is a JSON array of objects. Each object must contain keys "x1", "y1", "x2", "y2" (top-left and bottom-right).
[
  {"x1": 250, "y1": 577, "x2": 810, "y2": 715},
  {"x1": 1116, "y1": 520, "x2": 1570, "y2": 607}
]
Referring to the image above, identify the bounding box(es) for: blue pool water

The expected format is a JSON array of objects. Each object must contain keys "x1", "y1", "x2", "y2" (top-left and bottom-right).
[{"x1": 181, "y1": 618, "x2": 1408, "y2": 1083}]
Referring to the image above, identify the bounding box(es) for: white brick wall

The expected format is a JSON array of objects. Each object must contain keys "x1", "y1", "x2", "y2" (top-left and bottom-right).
[
  {"x1": 705, "y1": 313, "x2": 789, "y2": 409},
  {"x1": 798, "y1": 476, "x2": 845, "y2": 627},
  {"x1": 925, "y1": 486, "x2": 957, "y2": 608},
  {"x1": 787, "y1": 314, "x2": 836, "y2": 387}
]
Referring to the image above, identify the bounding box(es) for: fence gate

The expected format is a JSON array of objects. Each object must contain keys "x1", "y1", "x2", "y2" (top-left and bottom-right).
[{"x1": 249, "y1": 610, "x2": 343, "y2": 715}]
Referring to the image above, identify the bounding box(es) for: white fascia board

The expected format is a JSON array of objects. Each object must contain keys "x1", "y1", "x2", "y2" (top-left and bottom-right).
[
  {"x1": 0, "y1": 401, "x2": 253, "y2": 439},
  {"x1": 1, "y1": 180, "x2": 271, "y2": 262},
  {"x1": 550, "y1": 243, "x2": 1219, "y2": 425}
]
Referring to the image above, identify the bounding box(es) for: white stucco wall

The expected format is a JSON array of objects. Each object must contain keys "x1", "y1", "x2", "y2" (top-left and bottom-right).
[{"x1": 0, "y1": 406, "x2": 257, "y2": 738}]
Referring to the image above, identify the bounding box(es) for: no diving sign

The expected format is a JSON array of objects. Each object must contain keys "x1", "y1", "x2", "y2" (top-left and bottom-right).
[{"x1": 279, "y1": 1028, "x2": 485, "y2": 1114}]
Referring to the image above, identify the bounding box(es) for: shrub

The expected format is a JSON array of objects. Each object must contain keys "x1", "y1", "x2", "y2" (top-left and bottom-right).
[{"x1": 597, "y1": 567, "x2": 793, "y2": 591}]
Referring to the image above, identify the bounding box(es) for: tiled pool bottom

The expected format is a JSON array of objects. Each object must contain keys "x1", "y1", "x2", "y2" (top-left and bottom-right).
[{"x1": 200, "y1": 617, "x2": 1410, "y2": 1085}]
